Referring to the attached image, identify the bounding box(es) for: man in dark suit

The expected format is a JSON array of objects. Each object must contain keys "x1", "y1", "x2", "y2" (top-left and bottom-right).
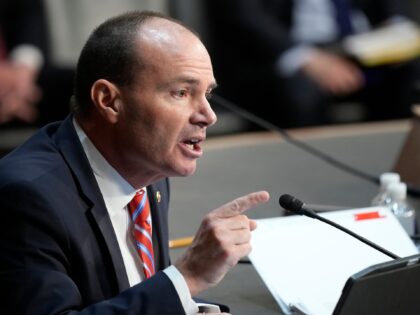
[
  {"x1": 0, "y1": 11, "x2": 269, "y2": 315},
  {"x1": 206, "y1": 0, "x2": 420, "y2": 127}
]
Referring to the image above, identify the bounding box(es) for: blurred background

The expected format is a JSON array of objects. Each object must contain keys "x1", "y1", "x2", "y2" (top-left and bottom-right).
[{"x1": 1, "y1": 0, "x2": 420, "y2": 153}]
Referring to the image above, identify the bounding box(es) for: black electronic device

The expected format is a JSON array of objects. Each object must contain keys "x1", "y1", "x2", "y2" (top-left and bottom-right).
[{"x1": 333, "y1": 253, "x2": 420, "y2": 315}]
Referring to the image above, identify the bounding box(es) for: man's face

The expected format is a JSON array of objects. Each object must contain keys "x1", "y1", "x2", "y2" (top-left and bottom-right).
[{"x1": 115, "y1": 19, "x2": 217, "y2": 184}]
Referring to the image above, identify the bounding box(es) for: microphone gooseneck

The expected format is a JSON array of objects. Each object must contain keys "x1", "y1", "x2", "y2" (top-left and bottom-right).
[
  {"x1": 209, "y1": 93, "x2": 420, "y2": 198},
  {"x1": 279, "y1": 194, "x2": 400, "y2": 260}
]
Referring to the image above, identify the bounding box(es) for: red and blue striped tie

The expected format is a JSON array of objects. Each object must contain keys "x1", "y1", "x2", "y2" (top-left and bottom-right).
[{"x1": 128, "y1": 189, "x2": 155, "y2": 278}]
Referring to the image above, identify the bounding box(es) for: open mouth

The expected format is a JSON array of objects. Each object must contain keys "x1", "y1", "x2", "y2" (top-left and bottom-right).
[
  {"x1": 180, "y1": 137, "x2": 204, "y2": 157},
  {"x1": 183, "y1": 139, "x2": 201, "y2": 151}
]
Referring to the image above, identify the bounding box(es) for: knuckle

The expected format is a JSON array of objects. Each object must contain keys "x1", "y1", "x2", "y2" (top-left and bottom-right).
[
  {"x1": 202, "y1": 214, "x2": 214, "y2": 228},
  {"x1": 238, "y1": 214, "x2": 249, "y2": 224},
  {"x1": 250, "y1": 192, "x2": 261, "y2": 204},
  {"x1": 211, "y1": 226, "x2": 223, "y2": 240},
  {"x1": 206, "y1": 223, "x2": 225, "y2": 244},
  {"x1": 230, "y1": 199, "x2": 240, "y2": 212}
]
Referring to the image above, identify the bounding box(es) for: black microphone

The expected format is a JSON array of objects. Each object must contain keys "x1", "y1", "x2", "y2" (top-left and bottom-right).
[{"x1": 279, "y1": 194, "x2": 400, "y2": 260}]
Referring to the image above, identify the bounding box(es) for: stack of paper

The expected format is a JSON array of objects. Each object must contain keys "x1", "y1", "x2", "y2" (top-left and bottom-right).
[
  {"x1": 249, "y1": 207, "x2": 419, "y2": 315},
  {"x1": 343, "y1": 20, "x2": 420, "y2": 66}
]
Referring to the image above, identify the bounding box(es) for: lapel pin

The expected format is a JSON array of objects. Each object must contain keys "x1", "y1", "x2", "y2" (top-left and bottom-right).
[{"x1": 156, "y1": 191, "x2": 161, "y2": 203}]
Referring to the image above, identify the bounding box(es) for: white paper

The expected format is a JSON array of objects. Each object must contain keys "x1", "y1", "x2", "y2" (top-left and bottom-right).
[
  {"x1": 343, "y1": 20, "x2": 420, "y2": 66},
  {"x1": 249, "y1": 207, "x2": 419, "y2": 315}
]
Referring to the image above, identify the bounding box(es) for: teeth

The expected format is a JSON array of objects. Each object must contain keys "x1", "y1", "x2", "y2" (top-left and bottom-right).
[{"x1": 183, "y1": 138, "x2": 202, "y2": 151}]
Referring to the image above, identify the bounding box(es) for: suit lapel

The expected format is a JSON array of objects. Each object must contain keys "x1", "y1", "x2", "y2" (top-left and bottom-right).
[
  {"x1": 54, "y1": 116, "x2": 130, "y2": 292},
  {"x1": 148, "y1": 181, "x2": 170, "y2": 270}
]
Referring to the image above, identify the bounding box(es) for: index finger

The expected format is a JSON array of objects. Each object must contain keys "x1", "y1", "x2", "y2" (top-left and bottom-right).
[{"x1": 214, "y1": 191, "x2": 270, "y2": 218}]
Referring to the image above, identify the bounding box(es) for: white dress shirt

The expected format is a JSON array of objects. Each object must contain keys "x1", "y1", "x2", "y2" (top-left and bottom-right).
[{"x1": 73, "y1": 119, "x2": 198, "y2": 315}]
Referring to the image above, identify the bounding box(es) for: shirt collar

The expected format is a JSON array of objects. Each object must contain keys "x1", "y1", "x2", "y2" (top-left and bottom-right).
[{"x1": 73, "y1": 118, "x2": 138, "y2": 216}]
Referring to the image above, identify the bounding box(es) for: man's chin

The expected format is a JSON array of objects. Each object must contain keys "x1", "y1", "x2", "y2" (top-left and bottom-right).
[{"x1": 173, "y1": 163, "x2": 197, "y2": 177}]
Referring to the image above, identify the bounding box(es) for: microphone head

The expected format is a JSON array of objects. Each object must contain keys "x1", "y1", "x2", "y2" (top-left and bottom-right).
[{"x1": 279, "y1": 194, "x2": 304, "y2": 214}]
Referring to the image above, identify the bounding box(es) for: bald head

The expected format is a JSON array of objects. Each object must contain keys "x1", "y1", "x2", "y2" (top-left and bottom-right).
[
  {"x1": 133, "y1": 17, "x2": 212, "y2": 85},
  {"x1": 72, "y1": 11, "x2": 202, "y2": 118},
  {"x1": 139, "y1": 17, "x2": 200, "y2": 53}
]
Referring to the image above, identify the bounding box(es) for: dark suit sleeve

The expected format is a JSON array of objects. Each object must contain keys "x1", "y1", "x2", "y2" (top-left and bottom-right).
[
  {"x1": 356, "y1": 0, "x2": 404, "y2": 26},
  {"x1": 211, "y1": 0, "x2": 295, "y2": 61},
  {"x1": 0, "y1": 181, "x2": 185, "y2": 315}
]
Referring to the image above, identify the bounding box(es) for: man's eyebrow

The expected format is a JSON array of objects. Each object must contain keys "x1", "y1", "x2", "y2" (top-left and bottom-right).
[
  {"x1": 209, "y1": 82, "x2": 218, "y2": 90},
  {"x1": 169, "y1": 77, "x2": 218, "y2": 89}
]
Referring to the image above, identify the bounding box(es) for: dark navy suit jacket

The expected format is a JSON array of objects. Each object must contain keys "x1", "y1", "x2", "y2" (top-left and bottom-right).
[{"x1": 0, "y1": 116, "x2": 185, "y2": 314}]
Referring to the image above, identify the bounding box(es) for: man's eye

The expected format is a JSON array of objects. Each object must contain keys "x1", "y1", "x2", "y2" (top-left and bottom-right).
[{"x1": 173, "y1": 90, "x2": 188, "y2": 98}]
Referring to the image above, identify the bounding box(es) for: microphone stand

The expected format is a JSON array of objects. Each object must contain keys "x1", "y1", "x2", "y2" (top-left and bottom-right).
[{"x1": 210, "y1": 93, "x2": 420, "y2": 198}]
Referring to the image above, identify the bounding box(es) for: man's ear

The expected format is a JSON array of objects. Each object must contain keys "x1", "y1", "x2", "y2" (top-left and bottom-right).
[{"x1": 90, "y1": 79, "x2": 122, "y2": 123}]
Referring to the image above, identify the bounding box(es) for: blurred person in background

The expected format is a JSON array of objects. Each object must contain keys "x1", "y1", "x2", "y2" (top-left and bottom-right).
[
  {"x1": 43, "y1": 0, "x2": 169, "y2": 70},
  {"x1": 0, "y1": 0, "x2": 46, "y2": 124},
  {"x1": 41, "y1": 0, "x2": 170, "y2": 125},
  {"x1": 0, "y1": 0, "x2": 170, "y2": 127},
  {"x1": 206, "y1": 0, "x2": 420, "y2": 128}
]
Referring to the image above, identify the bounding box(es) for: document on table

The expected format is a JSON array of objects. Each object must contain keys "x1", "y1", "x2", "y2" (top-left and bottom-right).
[
  {"x1": 343, "y1": 20, "x2": 420, "y2": 66},
  {"x1": 248, "y1": 207, "x2": 419, "y2": 315}
]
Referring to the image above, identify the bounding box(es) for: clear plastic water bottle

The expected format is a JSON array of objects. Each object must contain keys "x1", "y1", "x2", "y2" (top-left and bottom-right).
[
  {"x1": 371, "y1": 172, "x2": 400, "y2": 206},
  {"x1": 386, "y1": 182, "x2": 415, "y2": 236}
]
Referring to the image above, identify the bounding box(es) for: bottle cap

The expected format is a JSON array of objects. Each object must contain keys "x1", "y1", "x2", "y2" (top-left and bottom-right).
[
  {"x1": 388, "y1": 182, "x2": 407, "y2": 199},
  {"x1": 380, "y1": 172, "x2": 400, "y2": 188}
]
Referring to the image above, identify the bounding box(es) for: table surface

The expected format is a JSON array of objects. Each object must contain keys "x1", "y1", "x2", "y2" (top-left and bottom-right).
[{"x1": 168, "y1": 119, "x2": 413, "y2": 314}]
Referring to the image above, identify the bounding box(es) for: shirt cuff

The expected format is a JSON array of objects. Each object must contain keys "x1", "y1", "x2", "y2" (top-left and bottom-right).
[
  {"x1": 10, "y1": 45, "x2": 44, "y2": 70},
  {"x1": 276, "y1": 45, "x2": 317, "y2": 76},
  {"x1": 163, "y1": 265, "x2": 199, "y2": 315}
]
